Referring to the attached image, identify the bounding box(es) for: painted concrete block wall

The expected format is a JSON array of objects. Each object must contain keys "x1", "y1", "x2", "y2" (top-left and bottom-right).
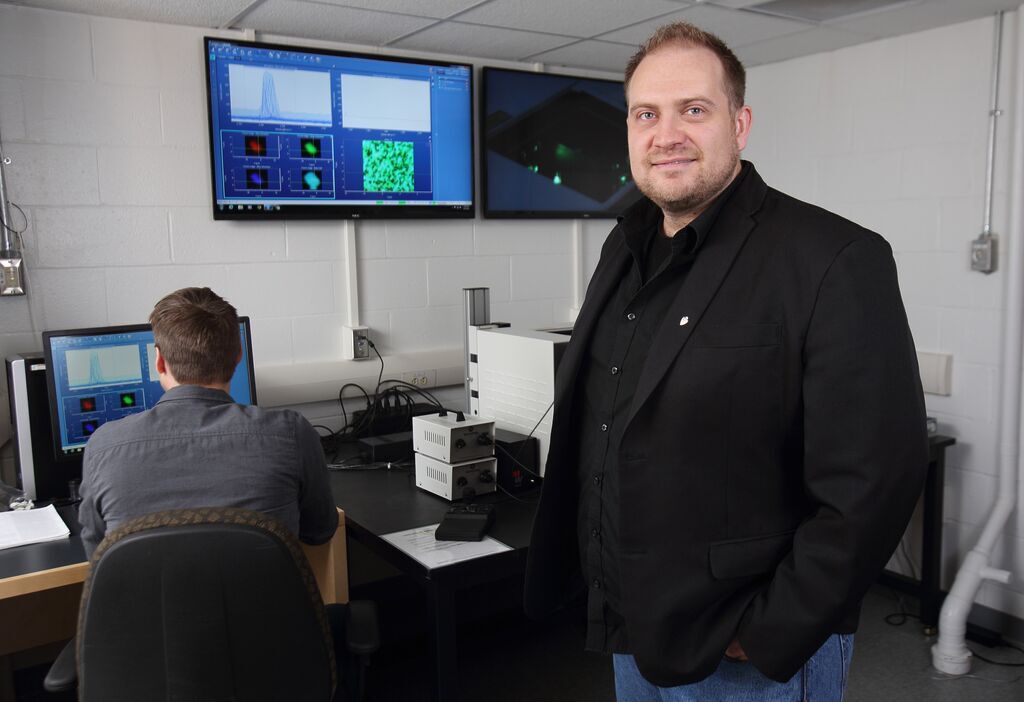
[
  {"x1": 739, "y1": 15, "x2": 1024, "y2": 622},
  {"x1": 1, "y1": 3, "x2": 1023, "y2": 624},
  {"x1": 0, "y1": 4, "x2": 584, "y2": 481},
  {"x1": 0, "y1": 3, "x2": 581, "y2": 377}
]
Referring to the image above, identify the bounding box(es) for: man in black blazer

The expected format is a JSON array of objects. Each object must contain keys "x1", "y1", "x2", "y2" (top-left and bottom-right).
[{"x1": 523, "y1": 21, "x2": 928, "y2": 701}]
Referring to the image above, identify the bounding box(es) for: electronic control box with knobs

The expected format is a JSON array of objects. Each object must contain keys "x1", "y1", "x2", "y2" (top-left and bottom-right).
[
  {"x1": 415, "y1": 454, "x2": 497, "y2": 501},
  {"x1": 412, "y1": 413, "x2": 495, "y2": 464}
]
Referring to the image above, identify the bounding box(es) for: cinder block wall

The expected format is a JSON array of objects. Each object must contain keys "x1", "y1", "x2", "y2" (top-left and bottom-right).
[{"x1": 0, "y1": 4, "x2": 1021, "y2": 623}]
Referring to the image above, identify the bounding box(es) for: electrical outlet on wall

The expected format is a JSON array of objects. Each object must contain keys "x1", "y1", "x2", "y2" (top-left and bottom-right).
[
  {"x1": 402, "y1": 369, "x2": 436, "y2": 387},
  {"x1": 342, "y1": 326, "x2": 370, "y2": 360}
]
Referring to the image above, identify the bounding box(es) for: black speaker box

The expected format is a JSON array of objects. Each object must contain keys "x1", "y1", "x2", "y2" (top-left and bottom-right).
[{"x1": 494, "y1": 428, "x2": 540, "y2": 493}]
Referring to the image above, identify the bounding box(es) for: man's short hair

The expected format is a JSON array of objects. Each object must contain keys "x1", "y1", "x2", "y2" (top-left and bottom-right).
[
  {"x1": 624, "y1": 21, "x2": 746, "y2": 111},
  {"x1": 149, "y1": 287, "x2": 240, "y2": 385}
]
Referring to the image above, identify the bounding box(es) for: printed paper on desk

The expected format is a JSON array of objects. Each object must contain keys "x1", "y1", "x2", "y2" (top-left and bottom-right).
[
  {"x1": 0, "y1": 504, "x2": 71, "y2": 550},
  {"x1": 381, "y1": 524, "x2": 511, "y2": 569}
]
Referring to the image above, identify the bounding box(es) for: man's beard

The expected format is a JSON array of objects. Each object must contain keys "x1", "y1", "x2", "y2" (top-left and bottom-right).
[{"x1": 636, "y1": 146, "x2": 740, "y2": 217}]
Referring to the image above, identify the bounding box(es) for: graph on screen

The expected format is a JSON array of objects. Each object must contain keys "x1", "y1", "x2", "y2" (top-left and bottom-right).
[
  {"x1": 65, "y1": 346, "x2": 143, "y2": 389},
  {"x1": 228, "y1": 65, "x2": 332, "y2": 127}
]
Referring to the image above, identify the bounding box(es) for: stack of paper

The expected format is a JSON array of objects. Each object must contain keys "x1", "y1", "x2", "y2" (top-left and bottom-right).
[
  {"x1": 382, "y1": 524, "x2": 511, "y2": 569},
  {"x1": 0, "y1": 504, "x2": 71, "y2": 550}
]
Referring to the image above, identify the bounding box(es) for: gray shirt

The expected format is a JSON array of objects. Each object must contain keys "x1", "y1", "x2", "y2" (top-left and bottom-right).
[{"x1": 78, "y1": 385, "x2": 337, "y2": 558}]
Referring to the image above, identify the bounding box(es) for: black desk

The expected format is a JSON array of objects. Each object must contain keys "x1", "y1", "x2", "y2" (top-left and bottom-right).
[
  {"x1": 329, "y1": 468, "x2": 537, "y2": 702},
  {"x1": 0, "y1": 505, "x2": 87, "y2": 661},
  {"x1": 879, "y1": 434, "x2": 956, "y2": 630},
  {"x1": 0, "y1": 504, "x2": 86, "y2": 598},
  {"x1": 2, "y1": 437, "x2": 956, "y2": 693}
]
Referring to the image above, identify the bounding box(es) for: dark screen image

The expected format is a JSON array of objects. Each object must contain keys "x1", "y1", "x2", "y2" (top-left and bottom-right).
[
  {"x1": 246, "y1": 168, "x2": 271, "y2": 189},
  {"x1": 300, "y1": 137, "x2": 322, "y2": 158},
  {"x1": 302, "y1": 169, "x2": 324, "y2": 190},
  {"x1": 244, "y1": 135, "x2": 267, "y2": 156},
  {"x1": 482, "y1": 67, "x2": 641, "y2": 218}
]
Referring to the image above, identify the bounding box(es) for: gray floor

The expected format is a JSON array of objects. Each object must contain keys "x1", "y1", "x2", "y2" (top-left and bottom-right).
[
  {"x1": 13, "y1": 585, "x2": 1023, "y2": 700},
  {"x1": 364, "y1": 585, "x2": 1024, "y2": 701},
  {"x1": 848, "y1": 588, "x2": 1023, "y2": 702}
]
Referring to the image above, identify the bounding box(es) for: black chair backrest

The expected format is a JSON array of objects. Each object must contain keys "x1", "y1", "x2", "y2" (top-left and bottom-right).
[{"x1": 77, "y1": 507, "x2": 335, "y2": 702}]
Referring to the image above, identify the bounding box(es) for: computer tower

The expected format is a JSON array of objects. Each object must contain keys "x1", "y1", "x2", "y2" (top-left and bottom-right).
[{"x1": 6, "y1": 353, "x2": 82, "y2": 501}]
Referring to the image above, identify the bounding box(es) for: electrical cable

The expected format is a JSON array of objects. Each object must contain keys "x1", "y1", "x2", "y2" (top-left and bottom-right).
[
  {"x1": 0, "y1": 201, "x2": 27, "y2": 236},
  {"x1": 377, "y1": 379, "x2": 444, "y2": 408},
  {"x1": 369, "y1": 339, "x2": 384, "y2": 393},
  {"x1": 498, "y1": 399, "x2": 554, "y2": 478},
  {"x1": 330, "y1": 336, "x2": 479, "y2": 447},
  {"x1": 494, "y1": 441, "x2": 543, "y2": 480},
  {"x1": 932, "y1": 671, "x2": 1023, "y2": 684},
  {"x1": 525, "y1": 400, "x2": 554, "y2": 440},
  {"x1": 495, "y1": 483, "x2": 541, "y2": 504},
  {"x1": 968, "y1": 640, "x2": 1024, "y2": 667},
  {"x1": 339, "y1": 382, "x2": 371, "y2": 417},
  {"x1": 327, "y1": 459, "x2": 412, "y2": 472},
  {"x1": 883, "y1": 588, "x2": 921, "y2": 627},
  {"x1": 884, "y1": 610, "x2": 921, "y2": 627}
]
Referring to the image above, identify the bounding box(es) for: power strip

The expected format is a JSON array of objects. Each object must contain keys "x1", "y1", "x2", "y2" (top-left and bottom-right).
[
  {"x1": 351, "y1": 403, "x2": 439, "y2": 437},
  {"x1": 357, "y1": 431, "x2": 413, "y2": 463}
]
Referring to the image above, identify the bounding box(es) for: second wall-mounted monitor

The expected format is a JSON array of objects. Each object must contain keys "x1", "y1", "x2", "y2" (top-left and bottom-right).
[
  {"x1": 205, "y1": 38, "x2": 475, "y2": 219},
  {"x1": 481, "y1": 67, "x2": 641, "y2": 219}
]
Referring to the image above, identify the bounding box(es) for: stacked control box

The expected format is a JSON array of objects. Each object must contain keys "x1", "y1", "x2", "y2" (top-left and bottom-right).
[{"x1": 413, "y1": 413, "x2": 496, "y2": 501}]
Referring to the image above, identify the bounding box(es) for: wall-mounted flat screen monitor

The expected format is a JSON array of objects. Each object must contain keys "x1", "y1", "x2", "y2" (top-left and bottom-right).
[
  {"x1": 481, "y1": 67, "x2": 641, "y2": 219},
  {"x1": 204, "y1": 37, "x2": 474, "y2": 219},
  {"x1": 42, "y1": 318, "x2": 256, "y2": 461}
]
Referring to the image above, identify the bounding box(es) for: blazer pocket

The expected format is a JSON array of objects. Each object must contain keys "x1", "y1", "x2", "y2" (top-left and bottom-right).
[
  {"x1": 708, "y1": 530, "x2": 795, "y2": 579},
  {"x1": 691, "y1": 323, "x2": 781, "y2": 349}
]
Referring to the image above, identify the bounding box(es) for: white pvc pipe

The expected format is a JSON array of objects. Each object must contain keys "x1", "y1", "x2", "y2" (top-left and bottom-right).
[
  {"x1": 570, "y1": 219, "x2": 583, "y2": 322},
  {"x1": 342, "y1": 220, "x2": 360, "y2": 327},
  {"x1": 932, "y1": 10, "x2": 1022, "y2": 675}
]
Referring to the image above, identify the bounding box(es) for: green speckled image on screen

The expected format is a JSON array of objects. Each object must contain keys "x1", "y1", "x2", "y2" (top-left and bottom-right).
[{"x1": 362, "y1": 140, "x2": 415, "y2": 192}]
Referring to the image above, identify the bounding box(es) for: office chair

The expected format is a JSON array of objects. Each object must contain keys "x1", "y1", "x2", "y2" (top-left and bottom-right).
[{"x1": 44, "y1": 507, "x2": 378, "y2": 702}]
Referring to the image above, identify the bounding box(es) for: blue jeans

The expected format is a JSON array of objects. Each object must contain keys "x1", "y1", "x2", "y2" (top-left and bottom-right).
[{"x1": 613, "y1": 633, "x2": 854, "y2": 702}]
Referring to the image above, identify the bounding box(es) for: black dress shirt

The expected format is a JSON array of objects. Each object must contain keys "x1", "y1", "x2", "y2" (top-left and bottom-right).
[{"x1": 575, "y1": 163, "x2": 751, "y2": 653}]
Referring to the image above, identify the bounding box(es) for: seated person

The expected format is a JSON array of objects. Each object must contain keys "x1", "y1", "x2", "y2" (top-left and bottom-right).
[{"x1": 78, "y1": 287, "x2": 337, "y2": 557}]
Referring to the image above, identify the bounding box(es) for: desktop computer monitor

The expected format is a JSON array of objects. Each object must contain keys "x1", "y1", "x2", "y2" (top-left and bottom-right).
[{"x1": 42, "y1": 318, "x2": 256, "y2": 462}]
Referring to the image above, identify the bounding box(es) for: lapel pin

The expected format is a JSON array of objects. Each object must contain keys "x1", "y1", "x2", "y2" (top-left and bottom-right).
[{"x1": 679, "y1": 316, "x2": 689, "y2": 326}]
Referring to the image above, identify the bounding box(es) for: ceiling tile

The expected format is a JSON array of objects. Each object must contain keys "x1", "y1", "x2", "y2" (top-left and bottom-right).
[
  {"x1": 735, "y1": 26, "x2": 871, "y2": 66},
  {"x1": 6, "y1": 0, "x2": 254, "y2": 26},
  {"x1": 454, "y1": 0, "x2": 690, "y2": 39},
  {"x1": 391, "y1": 21, "x2": 574, "y2": 60},
  {"x1": 527, "y1": 40, "x2": 638, "y2": 74},
  {"x1": 600, "y1": 4, "x2": 813, "y2": 47},
  {"x1": 704, "y1": 0, "x2": 777, "y2": 7},
  {"x1": 745, "y1": 0, "x2": 927, "y2": 23},
  {"x1": 8, "y1": 0, "x2": 1024, "y2": 75},
  {"x1": 243, "y1": 0, "x2": 435, "y2": 45},
  {"x1": 828, "y1": 0, "x2": 1020, "y2": 38},
  {"x1": 313, "y1": 0, "x2": 485, "y2": 20}
]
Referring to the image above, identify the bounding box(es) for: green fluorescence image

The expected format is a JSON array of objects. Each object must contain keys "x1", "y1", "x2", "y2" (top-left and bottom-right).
[{"x1": 362, "y1": 140, "x2": 415, "y2": 192}]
